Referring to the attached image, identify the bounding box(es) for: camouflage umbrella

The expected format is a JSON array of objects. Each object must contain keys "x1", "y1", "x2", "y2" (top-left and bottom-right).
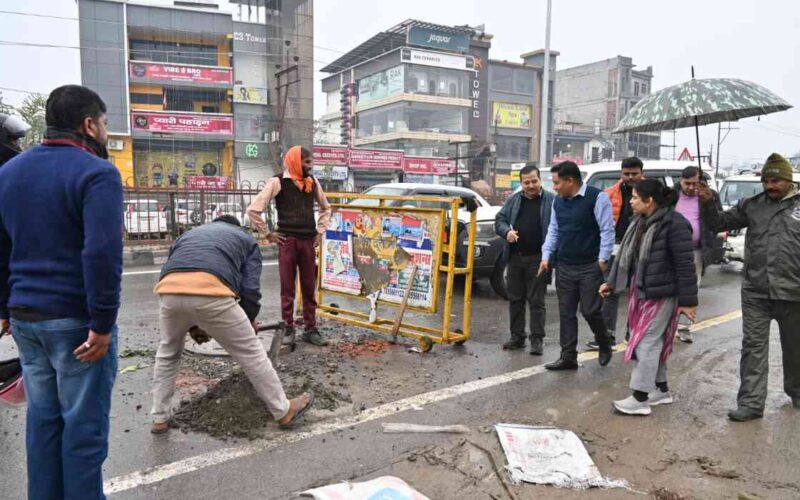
[{"x1": 613, "y1": 77, "x2": 791, "y2": 171}]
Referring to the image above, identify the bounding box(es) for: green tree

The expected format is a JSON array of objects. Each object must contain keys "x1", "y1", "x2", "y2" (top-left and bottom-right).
[
  {"x1": 0, "y1": 92, "x2": 14, "y2": 115},
  {"x1": 15, "y1": 94, "x2": 47, "y2": 149}
]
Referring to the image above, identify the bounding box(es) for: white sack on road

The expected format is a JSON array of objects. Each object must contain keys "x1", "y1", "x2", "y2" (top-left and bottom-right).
[{"x1": 495, "y1": 424, "x2": 630, "y2": 490}]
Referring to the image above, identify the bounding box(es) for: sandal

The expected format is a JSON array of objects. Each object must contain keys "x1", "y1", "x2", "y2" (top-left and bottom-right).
[{"x1": 278, "y1": 392, "x2": 314, "y2": 430}]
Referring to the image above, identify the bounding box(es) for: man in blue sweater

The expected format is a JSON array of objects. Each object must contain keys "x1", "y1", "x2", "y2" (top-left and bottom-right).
[
  {"x1": 538, "y1": 161, "x2": 615, "y2": 370},
  {"x1": 0, "y1": 85, "x2": 123, "y2": 500}
]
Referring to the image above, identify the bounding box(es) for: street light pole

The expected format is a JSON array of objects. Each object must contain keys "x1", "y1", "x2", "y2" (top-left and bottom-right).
[{"x1": 538, "y1": 0, "x2": 553, "y2": 169}]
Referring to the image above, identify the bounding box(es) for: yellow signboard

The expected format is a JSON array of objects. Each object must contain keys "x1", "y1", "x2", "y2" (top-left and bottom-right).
[
  {"x1": 234, "y1": 85, "x2": 268, "y2": 105},
  {"x1": 492, "y1": 102, "x2": 532, "y2": 129}
]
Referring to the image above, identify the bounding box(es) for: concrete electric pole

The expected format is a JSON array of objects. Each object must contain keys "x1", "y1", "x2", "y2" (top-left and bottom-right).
[{"x1": 538, "y1": 0, "x2": 553, "y2": 169}]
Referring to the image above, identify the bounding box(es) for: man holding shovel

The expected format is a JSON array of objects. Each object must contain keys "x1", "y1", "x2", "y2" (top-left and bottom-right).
[{"x1": 150, "y1": 216, "x2": 313, "y2": 433}]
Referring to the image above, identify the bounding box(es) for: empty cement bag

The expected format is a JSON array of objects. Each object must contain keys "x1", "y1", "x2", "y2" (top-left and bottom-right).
[{"x1": 300, "y1": 476, "x2": 429, "y2": 500}]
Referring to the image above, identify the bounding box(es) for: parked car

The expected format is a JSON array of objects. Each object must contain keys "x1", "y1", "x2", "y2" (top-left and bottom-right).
[
  {"x1": 491, "y1": 160, "x2": 723, "y2": 298},
  {"x1": 718, "y1": 173, "x2": 800, "y2": 261},
  {"x1": 172, "y1": 199, "x2": 200, "y2": 229},
  {"x1": 351, "y1": 183, "x2": 502, "y2": 280},
  {"x1": 206, "y1": 202, "x2": 247, "y2": 226},
  {"x1": 124, "y1": 199, "x2": 168, "y2": 238}
]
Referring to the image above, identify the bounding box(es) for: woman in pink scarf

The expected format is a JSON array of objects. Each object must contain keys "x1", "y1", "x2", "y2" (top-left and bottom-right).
[{"x1": 600, "y1": 179, "x2": 698, "y2": 416}]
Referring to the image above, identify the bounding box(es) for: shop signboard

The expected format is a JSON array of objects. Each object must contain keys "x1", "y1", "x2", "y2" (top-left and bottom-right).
[
  {"x1": 313, "y1": 145, "x2": 349, "y2": 165},
  {"x1": 349, "y1": 149, "x2": 404, "y2": 170},
  {"x1": 129, "y1": 61, "x2": 232, "y2": 85},
  {"x1": 131, "y1": 112, "x2": 234, "y2": 136},
  {"x1": 493, "y1": 102, "x2": 533, "y2": 129},
  {"x1": 186, "y1": 176, "x2": 230, "y2": 190},
  {"x1": 400, "y1": 48, "x2": 472, "y2": 71},
  {"x1": 313, "y1": 165, "x2": 349, "y2": 181},
  {"x1": 403, "y1": 156, "x2": 456, "y2": 175},
  {"x1": 234, "y1": 85, "x2": 269, "y2": 105},
  {"x1": 407, "y1": 26, "x2": 470, "y2": 53}
]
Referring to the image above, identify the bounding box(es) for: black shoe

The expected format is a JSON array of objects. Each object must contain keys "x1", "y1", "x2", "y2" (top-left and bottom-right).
[
  {"x1": 545, "y1": 357, "x2": 578, "y2": 370},
  {"x1": 598, "y1": 347, "x2": 613, "y2": 366},
  {"x1": 586, "y1": 335, "x2": 616, "y2": 351},
  {"x1": 502, "y1": 339, "x2": 525, "y2": 350},
  {"x1": 529, "y1": 338, "x2": 543, "y2": 356},
  {"x1": 727, "y1": 407, "x2": 763, "y2": 422},
  {"x1": 302, "y1": 328, "x2": 329, "y2": 346}
]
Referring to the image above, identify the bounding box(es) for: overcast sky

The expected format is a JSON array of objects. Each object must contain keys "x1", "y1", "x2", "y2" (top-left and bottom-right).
[{"x1": 1, "y1": 0, "x2": 798, "y2": 167}]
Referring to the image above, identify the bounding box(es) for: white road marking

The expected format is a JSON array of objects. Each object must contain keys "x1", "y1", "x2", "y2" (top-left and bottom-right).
[
  {"x1": 104, "y1": 309, "x2": 742, "y2": 495},
  {"x1": 122, "y1": 261, "x2": 279, "y2": 276}
]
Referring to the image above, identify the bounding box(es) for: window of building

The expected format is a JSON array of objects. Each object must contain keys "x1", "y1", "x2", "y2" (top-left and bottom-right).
[
  {"x1": 163, "y1": 88, "x2": 228, "y2": 113},
  {"x1": 513, "y1": 69, "x2": 535, "y2": 95},
  {"x1": 357, "y1": 102, "x2": 468, "y2": 138},
  {"x1": 634, "y1": 82, "x2": 640, "y2": 96},
  {"x1": 490, "y1": 65, "x2": 513, "y2": 92},
  {"x1": 132, "y1": 139, "x2": 226, "y2": 188},
  {"x1": 131, "y1": 93, "x2": 164, "y2": 105},
  {"x1": 403, "y1": 65, "x2": 469, "y2": 99},
  {"x1": 496, "y1": 136, "x2": 530, "y2": 161},
  {"x1": 130, "y1": 39, "x2": 219, "y2": 67},
  {"x1": 641, "y1": 84, "x2": 647, "y2": 94}
]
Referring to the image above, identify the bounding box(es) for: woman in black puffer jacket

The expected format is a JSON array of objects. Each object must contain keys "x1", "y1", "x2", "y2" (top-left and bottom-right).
[{"x1": 600, "y1": 179, "x2": 698, "y2": 416}]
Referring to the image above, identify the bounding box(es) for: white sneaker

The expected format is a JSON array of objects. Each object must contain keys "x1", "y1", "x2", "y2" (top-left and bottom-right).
[
  {"x1": 648, "y1": 391, "x2": 674, "y2": 406},
  {"x1": 613, "y1": 395, "x2": 651, "y2": 415},
  {"x1": 678, "y1": 328, "x2": 693, "y2": 343}
]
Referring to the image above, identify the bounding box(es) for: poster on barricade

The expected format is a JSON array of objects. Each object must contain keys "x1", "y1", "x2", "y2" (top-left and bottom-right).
[{"x1": 321, "y1": 207, "x2": 441, "y2": 310}]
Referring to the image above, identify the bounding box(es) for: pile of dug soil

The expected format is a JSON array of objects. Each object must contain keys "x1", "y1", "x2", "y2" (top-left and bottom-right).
[{"x1": 172, "y1": 370, "x2": 351, "y2": 440}]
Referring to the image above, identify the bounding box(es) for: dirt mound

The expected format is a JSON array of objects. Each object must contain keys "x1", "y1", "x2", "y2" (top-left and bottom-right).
[{"x1": 172, "y1": 370, "x2": 351, "y2": 440}]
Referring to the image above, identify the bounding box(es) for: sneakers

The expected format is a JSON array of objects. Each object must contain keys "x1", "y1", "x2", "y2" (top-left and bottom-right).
[
  {"x1": 677, "y1": 327, "x2": 693, "y2": 343},
  {"x1": 613, "y1": 395, "x2": 651, "y2": 416},
  {"x1": 648, "y1": 391, "x2": 674, "y2": 406},
  {"x1": 502, "y1": 339, "x2": 525, "y2": 350},
  {"x1": 302, "y1": 328, "x2": 329, "y2": 346}
]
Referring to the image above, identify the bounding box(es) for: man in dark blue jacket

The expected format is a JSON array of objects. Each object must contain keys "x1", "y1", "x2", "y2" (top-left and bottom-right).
[
  {"x1": 151, "y1": 216, "x2": 313, "y2": 434},
  {"x1": 0, "y1": 85, "x2": 122, "y2": 500},
  {"x1": 495, "y1": 165, "x2": 556, "y2": 355},
  {"x1": 539, "y1": 161, "x2": 616, "y2": 370}
]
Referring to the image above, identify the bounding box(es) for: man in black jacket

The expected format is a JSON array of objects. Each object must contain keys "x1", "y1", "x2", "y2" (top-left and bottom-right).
[{"x1": 150, "y1": 216, "x2": 312, "y2": 433}]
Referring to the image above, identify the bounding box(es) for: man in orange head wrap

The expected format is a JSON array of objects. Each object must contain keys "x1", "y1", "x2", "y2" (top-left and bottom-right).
[{"x1": 247, "y1": 146, "x2": 332, "y2": 346}]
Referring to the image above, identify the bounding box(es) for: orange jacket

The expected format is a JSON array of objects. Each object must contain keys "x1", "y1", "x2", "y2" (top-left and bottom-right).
[{"x1": 605, "y1": 180, "x2": 624, "y2": 223}]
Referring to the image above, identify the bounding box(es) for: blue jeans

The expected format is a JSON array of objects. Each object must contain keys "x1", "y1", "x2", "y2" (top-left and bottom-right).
[{"x1": 11, "y1": 318, "x2": 117, "y2": 500}]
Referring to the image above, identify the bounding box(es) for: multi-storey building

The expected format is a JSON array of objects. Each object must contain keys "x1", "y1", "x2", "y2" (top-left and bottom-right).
[
  {"x1": 554, "y1": 55, "x2": 660, "y2": 163},
  {"x1": 77, "y1": 0, "x2": 312, "y2": 189}
]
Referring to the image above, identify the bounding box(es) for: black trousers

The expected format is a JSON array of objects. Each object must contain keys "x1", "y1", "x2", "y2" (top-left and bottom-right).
[
  {"x1": 556, "y1": 261, "x2": 611, "y2": 359},
  {"x1": 507, "y1": 253, "x2": 547, "y2": 342}
]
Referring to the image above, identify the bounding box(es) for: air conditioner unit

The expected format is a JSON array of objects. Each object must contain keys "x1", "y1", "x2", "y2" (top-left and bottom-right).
[{"x1": 108, "y1": 139, "x2": 124, "y2": 151}]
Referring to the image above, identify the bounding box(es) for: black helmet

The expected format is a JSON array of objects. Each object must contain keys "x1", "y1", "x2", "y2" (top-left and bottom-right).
[{"x1": 0, "y1": 113, "x2": 30, "y2": 166}]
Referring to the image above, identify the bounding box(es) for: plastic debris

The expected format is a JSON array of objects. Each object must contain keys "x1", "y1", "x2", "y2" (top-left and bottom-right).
[
  {"x1": 382, "y1": 423, "x2": 470, "y2": 434},
  {"x1": 119, "y1": 362, "x2": 149, "y2": 374}
]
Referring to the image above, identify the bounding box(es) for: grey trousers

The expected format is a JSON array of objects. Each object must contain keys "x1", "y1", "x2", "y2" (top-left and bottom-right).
[
  {"x1": 601, "y1": 255, "x2": 620, "y2": 336},
  {"x1": 151, "y1": 295, "x2": 290, "y2": 423},
  {"x1": 738, "y1": 293, "x2": 800, "y2": 411},
  {"x1": 507, "y1": 253, "x2": 547, "y2": 341},
  {"x1": 556, "y1": 262, "x2": 611, "y2": 359},
  {"x1": 629, "y1": 296, "x2": 676, "y2": 393}
]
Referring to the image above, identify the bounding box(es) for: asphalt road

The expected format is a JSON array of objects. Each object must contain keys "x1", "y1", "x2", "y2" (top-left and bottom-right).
[{"x1": 1, "y1": 262, "x2": 798, "y2": 499}]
